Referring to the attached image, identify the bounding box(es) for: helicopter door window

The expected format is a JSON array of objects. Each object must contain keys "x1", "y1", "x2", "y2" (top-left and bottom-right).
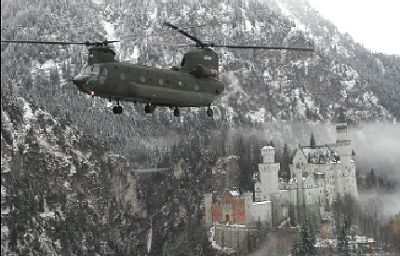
[
  {"x1": 99, "y1": 68, "x2": 108, "y2": 84},
  {"x1": 140, "y1": 75, "x2": 146, "y2": 83},
  {"x1": 178, "y1": 81, "x2": 183, "y2": 87},
  {"x1": 158, "y1": 79, "x2": 164, "y2": 86},
  {"x1": 102, "y1": 68, "x2": 108, "y2": 77}
]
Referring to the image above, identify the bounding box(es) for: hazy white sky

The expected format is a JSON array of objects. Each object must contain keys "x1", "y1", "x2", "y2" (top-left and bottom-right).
[{"x1": 308, "y1": 0, "x2": 400, "y2": 55}]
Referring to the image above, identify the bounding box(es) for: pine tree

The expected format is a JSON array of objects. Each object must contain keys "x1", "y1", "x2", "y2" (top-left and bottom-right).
[
  {"x1": 291, "y1": 217, "x2": 316, "y2": 255},
  {"x1": 337, "y1": 218, "x2": 350, "y2": 256},
  {"x1": 310, "y1": 133, "x2": 316, "y2": 149},
  {"x1": 280, "y1": 143, "x2": 291, "y2": 179},
  {"x1": 369, "y1": 168, "x2": 376, "y2": 188}
]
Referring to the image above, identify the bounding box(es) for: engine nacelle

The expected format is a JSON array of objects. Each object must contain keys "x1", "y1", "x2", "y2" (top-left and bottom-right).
[{"x1": 191, "y1": 64, "x2": 218, "y2": 79}]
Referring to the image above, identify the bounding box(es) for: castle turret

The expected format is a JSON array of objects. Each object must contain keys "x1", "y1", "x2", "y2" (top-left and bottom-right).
[
  {"x1": 335, "y1": 123, "x2": 358, "y2": 199},
  {"x1": 255, "y1": 146, "x2": 279, "y2": 201},
  {"x1": 336, "y1": 123, "x2": 352, "y2": 165},
  {"x1": 261, "y1": 146, "x2": 275, "y2": 163},
  {"x1": 204, "y1": 193, "x2": 213, "y2": 227}
]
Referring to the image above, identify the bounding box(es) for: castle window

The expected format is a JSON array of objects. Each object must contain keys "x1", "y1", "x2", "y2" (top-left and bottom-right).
[{"x1": 120, "y1": 73, "x2": 126, "y2": 80}]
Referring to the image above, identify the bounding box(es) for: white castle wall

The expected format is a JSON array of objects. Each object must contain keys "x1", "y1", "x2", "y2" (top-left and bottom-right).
[
  {"x1": 248, "y1": 201, "x2": 272, "y2": 226},
  {"x1": 256, "y1": 146, "x2": 279, "y2": 201},
  {"x1": 253, "y1": 123, "x2": 358, "y2": 226}
]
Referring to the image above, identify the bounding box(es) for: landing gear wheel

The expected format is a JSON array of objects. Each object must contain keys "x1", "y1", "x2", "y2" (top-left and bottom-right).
[
  {"x1": 145, "y1": 105, "x2": 156, "y2": 114},
  {"x1": 113, "y1": 105, "x2": 123, "y2": 114},
  {"x1": 173, "y1": 108, "x2": 180, "y2": 117},
  {"x1": 207, "y1": 107, "x2": 213, "y2": 117}
]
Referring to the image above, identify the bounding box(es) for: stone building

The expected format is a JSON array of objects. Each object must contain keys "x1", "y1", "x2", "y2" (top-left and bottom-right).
[{"x1": 205, "y1": 188, "x2": 271, "y2": 227}]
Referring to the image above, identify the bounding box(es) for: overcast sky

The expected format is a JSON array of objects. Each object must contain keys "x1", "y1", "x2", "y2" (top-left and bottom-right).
[{"x1": 308, "y1": 0, "x2": 400, "y2": 55}]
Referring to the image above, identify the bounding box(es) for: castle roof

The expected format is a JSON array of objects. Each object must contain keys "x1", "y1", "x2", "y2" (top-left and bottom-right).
[
  {"x1": 300, "y1": 144, "x2": 340, "y2": 164},
  {"x1": 226, "y1": 187, "x2": 240, "y2": 197},
  {"x1": 262, "y1": 145, "x2": 274, "y2": 150}
]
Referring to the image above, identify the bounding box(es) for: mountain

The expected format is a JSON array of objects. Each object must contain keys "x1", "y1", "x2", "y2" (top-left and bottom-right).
[{"x1": 1, "y1": 0, "x2": 399, "y2": 255}]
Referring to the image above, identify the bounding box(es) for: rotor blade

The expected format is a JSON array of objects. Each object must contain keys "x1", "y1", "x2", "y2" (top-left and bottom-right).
[
  {"x1": 162, "y1": 21, "x2": 207, "y2": 48},
  {"x1": 1, "y1": 40, "x2": 87, "y2": 45},
  {"x1": 0, "y1": 40, "x2": 120, "y2": 46},
  {"x1": 123, "y1": 23, "x2": 209, "y2": 40},
  {"x1": 209, "y1": 44, "x2": 314, "y2": 51},
  {"x1": 138, "y1": 42, "x2": 188, "y2": 47}
]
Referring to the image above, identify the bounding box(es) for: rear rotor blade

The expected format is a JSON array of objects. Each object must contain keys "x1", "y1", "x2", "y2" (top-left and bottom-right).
[
  {"x1": 162, "y1": 21, "x2": 207, "y2": 48},
  {"x1": 209, "y1": 44, "x2": 314, "y2": 51},
  {"x1": 122, "y1": 23, "x2": 209, "y2": 40}
]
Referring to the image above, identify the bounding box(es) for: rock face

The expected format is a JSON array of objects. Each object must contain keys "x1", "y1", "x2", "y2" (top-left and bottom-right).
[
  {"x1": 1, "y1": 0, "x2": 399, "y2": 255},
  {"x1": 0, "y1": 98, "x2": 149, "y2": 255},
  {"x1": 1, "y1": 97, "x2": 218, "y2": 255}
]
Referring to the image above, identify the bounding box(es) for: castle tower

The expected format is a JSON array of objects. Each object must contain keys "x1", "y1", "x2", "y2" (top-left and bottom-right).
[
  {"x1": 336, "y1": 123, "x2": 352, "y2": 165},
  {"x1": 243, "y1": 192, "x2": 254, "y2": 225},
  {"x1": 255, "y1": 146, "x2": 280, "y2": 201},
  {"x1": 335, "y1": 123, "x2": 358, "y2": 199},
  {"x1": 204, "y1": 193, "x2": 213, "y2": 227}
]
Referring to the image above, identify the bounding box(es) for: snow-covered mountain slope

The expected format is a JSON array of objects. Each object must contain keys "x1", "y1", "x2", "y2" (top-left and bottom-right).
[
  {"x1": 1, "y1": 0, "x2": 400, "y2": 254},
  {"x1": 2, "y1": 0, "x2": 398, "y2": 130}
]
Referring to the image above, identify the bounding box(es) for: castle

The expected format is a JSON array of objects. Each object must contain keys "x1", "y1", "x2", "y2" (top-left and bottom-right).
[{"x1": 205, "y1": 123, "x2": 358, "y2": 228}]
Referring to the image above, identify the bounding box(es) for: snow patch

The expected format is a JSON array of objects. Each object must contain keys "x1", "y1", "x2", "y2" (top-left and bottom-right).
[
  {"x1": 209, "y1": 226, "x2": 235, "y2": 254},
  {"x1": 147, "y1": 225, "x2": 152, "y2": 253},
  {"x1": 1, "y1": 225, "x2": 9, "y2": 236},
  {"x1": 1, "y1": 207, "x2": 10, "y2": 215},
  {"x1": 103, "y1": 20, "x2": 118, "y2": 40},
  {"x1": 275, "y1": 0, "x2": 307, "y2": 31},
  {"x1": 91, "y1": 0, "x2": 103, "y2": 5},
  {"x1": 1, "y1": 185, "x2": 6, "y2": 198},
  {"x1": 102, "y1": 20, "x2": 120, "y2": 55},
  {"x1": 341, "y1": 80, "x2": 356, "y2": 91},
  {"x1": 246, "y1": 108, "x2": 265, "y2": 123},
  {"x1": 128, "y1": 46, "x2": 140, "y2": 63},
  {"x1": 40, "y1": 199, "x2": 55, "y2": 219}
]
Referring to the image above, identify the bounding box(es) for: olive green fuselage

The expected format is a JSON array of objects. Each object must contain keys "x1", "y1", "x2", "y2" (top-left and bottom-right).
[{"x1": 75, "y1": 62, "x2": 224, "y2": 107}]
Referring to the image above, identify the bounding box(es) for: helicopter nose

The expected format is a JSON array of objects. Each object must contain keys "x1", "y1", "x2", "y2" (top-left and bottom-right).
[{"x1": 72, "y1": 76, "x2": 88, "y2": 92}]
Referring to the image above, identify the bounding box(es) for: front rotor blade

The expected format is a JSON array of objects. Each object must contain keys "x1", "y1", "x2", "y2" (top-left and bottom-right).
[
  {"x1": 210, "y1": 44, "x2": 314, "y2": 51},
  {"x1": 0, "y1": 40, "x2": 88, "y2": 45},
  {"x1": 1, "y1": 40, "x2": 120, "y2": 46}
]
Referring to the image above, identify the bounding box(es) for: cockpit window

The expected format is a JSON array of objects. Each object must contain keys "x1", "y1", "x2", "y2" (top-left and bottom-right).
[
  {"x1": 79, "y1": 65, "x2": 100, "y2": 76},
  {"x1": 81, "y1": 65, "x2": 92, "y2": 75},
  {"x1": 91, "y1": 65, "x2": 100, "y2": 75}
]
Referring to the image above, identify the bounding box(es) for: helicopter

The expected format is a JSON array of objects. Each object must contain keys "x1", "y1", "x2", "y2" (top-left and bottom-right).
[{"x1": 1, "y1": 22, "x2": 314, "y2": 117}]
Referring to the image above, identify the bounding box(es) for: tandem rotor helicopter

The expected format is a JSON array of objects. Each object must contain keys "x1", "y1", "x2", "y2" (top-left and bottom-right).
[{"x1": 1, "y1": 22, "x2": 313, "y2": 117}]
